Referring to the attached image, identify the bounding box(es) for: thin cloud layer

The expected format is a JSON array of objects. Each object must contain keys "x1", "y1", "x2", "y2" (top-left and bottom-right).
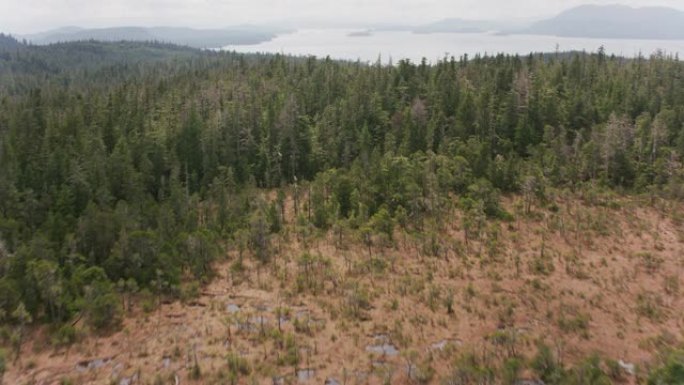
[{"x1": 2, "y1": 0, "x2": 683, "y2": 34}]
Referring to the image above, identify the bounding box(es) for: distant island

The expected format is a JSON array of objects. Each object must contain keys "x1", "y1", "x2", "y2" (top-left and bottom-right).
[
  {"x1": 20, "y1": 26, "x2": 290, "y2": 48},
  {"x1": 14, "y1": 4, "x2": 684, "y2": 49},
  {"x1": 410, "y1": 5, "x2": 684, "y2": 40},
  {"x1": 348, "y1": 30, "x2": 373, "y2": 37},
  {"x1": 523, "y1": 5, "x2": 684, "y2": 40}
]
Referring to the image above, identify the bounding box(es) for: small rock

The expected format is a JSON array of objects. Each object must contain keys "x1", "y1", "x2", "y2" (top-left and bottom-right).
[
  {"x1": 619, "y1": 360, "x2": 635, "y2": 376},
  {"x1": 250, "y1": 315, "x2": 269, "y2": 325},
  {"x1": 297, "y1": 368, "x2": 315, "y2": 382},
  {"x1": 76, "y1": 357, "x2": 112, "y2": 372},
  {"x1": 430, "y1": 338, "x2": 462, "y2": 351},
  {"x1": 119, "y1": 373, "x2": 139, "y2": 385},
  {"x1": 111, "y1": 362, "x2": 124, "y2": 377},
  {"x1": 366, "y1": 343, "x2": 399, "y2": 356}
]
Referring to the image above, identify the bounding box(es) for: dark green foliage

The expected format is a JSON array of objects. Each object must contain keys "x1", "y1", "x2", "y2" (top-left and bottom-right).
[
  {"x1": 370, "y1": 206, "x2": 394, "y2": 242},
  {"x1": 76, "y1": 268, "x2": 121, "y2": 331},
  {"x1": 501, "y1": 358, "x2": 522, "y2": 385},
  {"x1": 0, "y1": 39, "x2": 683, "y2": 332},
  {"x1": 531, "y1": 343, "x2": 565, "y2": 384},
  {"x1": 249, "y1": 208, "x2": 271, "y2": 263},
  {"x1": 566, "y1": 355, "x2": 612, "y2": 385},
  {"x1": 0, "y1": 348, "x2": 5, "y2": 384},
  {"x1": 51, "y1": 324, "x2": 78, "y2": 347},
  {"x1": 648, "y1": 349, "x2": 684, "y2": 385},
  {"x1": 442, "y1": 352, "x2": 495, "y2": 385},
  {"x1": 0, "y1": 34, "x2": 22, "y2": 51},
  {"x1": 226, "y1": 352, "x2": 251, "y2": 382},
  {"x1": 529, "y1": 343, "x2": 613, "y2": 385}
]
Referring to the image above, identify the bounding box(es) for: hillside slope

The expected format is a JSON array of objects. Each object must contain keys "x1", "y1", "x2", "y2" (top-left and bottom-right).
[
  {"x1": 1, "y1": 40, "x2": 684, "y2": 385},
  {"x1": 524, "y1": 5, "x2": 684, "y2": 39},
  {"x1": 7, "y1": 192, "x2": 684, "y2": 385},
  {"x1": 20, "y1": 26, "x2": 285, "y2": 48}
]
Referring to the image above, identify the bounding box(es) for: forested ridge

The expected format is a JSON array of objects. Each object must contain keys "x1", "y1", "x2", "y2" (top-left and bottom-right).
[{"x1": 0, "y1": 34, "x2": 684, "y2": 382}]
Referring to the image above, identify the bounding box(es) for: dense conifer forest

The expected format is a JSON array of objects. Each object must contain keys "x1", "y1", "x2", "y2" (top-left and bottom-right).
[{"x1": 0, "y1": 33, "x2": 683, "y2": 383}]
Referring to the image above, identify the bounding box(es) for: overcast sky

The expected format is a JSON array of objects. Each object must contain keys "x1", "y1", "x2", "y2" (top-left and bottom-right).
[{"x1": 2, "y1": 0, "x2": 684, "y2": 34}]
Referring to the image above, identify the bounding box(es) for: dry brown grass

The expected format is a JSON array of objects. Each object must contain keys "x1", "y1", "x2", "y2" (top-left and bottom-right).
[{"x1": 7, "y1": 192, "x2": 684, "y2": 385}]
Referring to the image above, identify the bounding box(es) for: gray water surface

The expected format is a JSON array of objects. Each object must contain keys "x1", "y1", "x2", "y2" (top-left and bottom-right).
[{"x1": 223, "y1": 29, "x2": 684, "y2": 63}]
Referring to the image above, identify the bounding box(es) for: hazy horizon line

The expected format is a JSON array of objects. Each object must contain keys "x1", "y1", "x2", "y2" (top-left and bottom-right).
[{"x1": 6, "y1": 2, "x2": 684, "y2": 36}]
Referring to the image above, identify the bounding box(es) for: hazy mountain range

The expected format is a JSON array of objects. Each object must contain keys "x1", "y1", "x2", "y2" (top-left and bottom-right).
[
  {"x1": 19, "y1": 26, "x2": 290, "y2": 48},
  {"x1": 522, "y1": 5, "x2": 684, "y2": 40},
  {"x1": 10, "y1": 4, "x2": 684, "y2": 49},
  {"x1": 414, "y1": 5, "x2": 684, "y2": 39}
]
